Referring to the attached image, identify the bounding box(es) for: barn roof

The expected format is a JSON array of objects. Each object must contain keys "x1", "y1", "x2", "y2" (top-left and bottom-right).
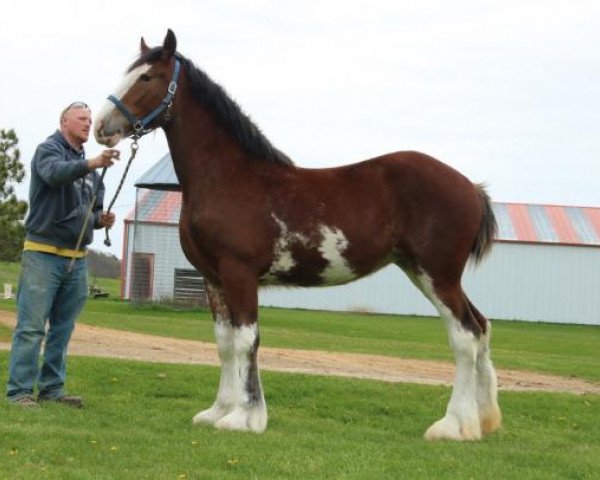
[
  {"x1": 134, "y1": 153, "x2": 180, "y2": 191},
  {"x1": 130, "y1": 155, "x2": 600, "y2": 247}
]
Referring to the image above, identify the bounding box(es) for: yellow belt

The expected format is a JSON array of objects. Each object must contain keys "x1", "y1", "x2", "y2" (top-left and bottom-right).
[{"x1": 23, "y1": 240, "x2": 87, "y2": 258}]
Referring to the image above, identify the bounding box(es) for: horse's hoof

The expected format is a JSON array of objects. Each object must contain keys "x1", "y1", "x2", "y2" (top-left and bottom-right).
[
  {"x1": 480, "y1": 405, "x2": 502, "y2": 435},
  {"x1": 192, "y1": 405, "x2": 229, "y2": 425},
  {"x1": 214, "y1": 405, "x2": 267, "y2": 433},
  {"x1": 424, "y1": 415, "x2": 481, "y2": 441}
]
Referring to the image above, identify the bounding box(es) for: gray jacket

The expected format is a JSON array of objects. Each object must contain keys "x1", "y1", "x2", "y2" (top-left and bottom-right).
[{"x1": 25, "y1": 130, "x2": 104, "y2": 250}]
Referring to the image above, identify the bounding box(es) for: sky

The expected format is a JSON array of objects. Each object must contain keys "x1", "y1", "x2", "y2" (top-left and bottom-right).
[{"x1": 1, "y1": 0, "x2": 599, "y2": 259}]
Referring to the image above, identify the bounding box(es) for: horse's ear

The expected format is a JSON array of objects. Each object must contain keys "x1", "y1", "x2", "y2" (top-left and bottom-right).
[
  {"x1": 140, "y1": 37, "x2": 150, "y2": 54},
  {"x1": 162, "y1": 29, "x2": 177, "y2": 59}
]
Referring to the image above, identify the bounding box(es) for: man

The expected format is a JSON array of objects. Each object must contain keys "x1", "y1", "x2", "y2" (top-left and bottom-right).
[{"x1": 6, "y1": 102, "x2": 119, "y2": 408}]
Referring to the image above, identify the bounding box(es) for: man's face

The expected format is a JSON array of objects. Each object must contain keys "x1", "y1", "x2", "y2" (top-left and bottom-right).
[{"x1": 62, "y1": 106, "x2": 92, "y2": 144}]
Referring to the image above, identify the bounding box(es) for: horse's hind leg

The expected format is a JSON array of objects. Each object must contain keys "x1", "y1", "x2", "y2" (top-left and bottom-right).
[
  {"x1": 408, "y1": 271, "x2": 499, "y2": 440},
  {"x1": 470, "y1": 300, "x2": 502, "y2": 435}
]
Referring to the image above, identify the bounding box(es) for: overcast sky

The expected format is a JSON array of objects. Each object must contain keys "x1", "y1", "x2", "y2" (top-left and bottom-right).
[{"x1": 1, "y1": 0, "x2": 598, "y2": 259}]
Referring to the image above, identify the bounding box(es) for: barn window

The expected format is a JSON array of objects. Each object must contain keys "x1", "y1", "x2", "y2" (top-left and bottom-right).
[
  {"x1": 173, "y1": 269, "x2": 208, "y2": 306},
  {"x1": 130, "y1": 253, "x2": 154, "y2": 300}
]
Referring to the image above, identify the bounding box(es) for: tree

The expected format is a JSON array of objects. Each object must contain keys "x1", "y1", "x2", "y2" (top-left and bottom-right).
[{"x1": 0, "y1": 129, "x2": 28, "y2": 262}]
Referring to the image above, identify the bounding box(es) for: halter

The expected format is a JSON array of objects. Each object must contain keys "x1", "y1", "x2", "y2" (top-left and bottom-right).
[{"x1": 107, "y1": 58, "x2": 181, "y2": 137}]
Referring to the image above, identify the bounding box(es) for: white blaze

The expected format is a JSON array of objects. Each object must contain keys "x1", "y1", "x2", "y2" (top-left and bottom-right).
[{"x1": 94, "y1": 64, "x2": 152, "y2": 145}]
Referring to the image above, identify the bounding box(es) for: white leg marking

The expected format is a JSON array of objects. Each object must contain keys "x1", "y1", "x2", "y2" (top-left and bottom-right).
[
  {"x1": 476, "y1": 323, "x2": 502, "y2": 434},
  {"x1": 214, "y1": 323, "x2": 268, "y2": 433},
  {"x1": 416, "y1": 273, "x2": 482, "y2": 441},
  {"x1": 193, "y1": 318, "x2": 239, "y2": 425}
]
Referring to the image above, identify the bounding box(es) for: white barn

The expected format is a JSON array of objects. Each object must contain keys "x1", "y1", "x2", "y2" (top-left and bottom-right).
[{"x1": 121, "y1": 154, "x2": 600, "y2": 325}]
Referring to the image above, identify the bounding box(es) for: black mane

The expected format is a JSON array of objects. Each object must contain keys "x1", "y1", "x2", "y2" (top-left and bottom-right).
[{"x1": 129, "y1": 48, "x2": 294, "y2": 166}]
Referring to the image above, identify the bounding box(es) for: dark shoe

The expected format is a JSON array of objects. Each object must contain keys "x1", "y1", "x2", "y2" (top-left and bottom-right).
[
  {"x1": 11, "y1": 395, "x2": 39, "y2": 408},
  {"x1": 39, "y1": 394, "x2": 84, "y2": 409}
]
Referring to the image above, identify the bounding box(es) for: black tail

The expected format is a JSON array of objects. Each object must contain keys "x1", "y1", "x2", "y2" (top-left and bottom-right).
[{"x1": 471, "y1": 184, "x2": 497, "y2": 264}]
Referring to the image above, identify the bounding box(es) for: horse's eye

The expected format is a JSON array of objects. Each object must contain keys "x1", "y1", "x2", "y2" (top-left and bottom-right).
[{"x1": 139, "y1": 74, "x2": 151, "y2": 82}]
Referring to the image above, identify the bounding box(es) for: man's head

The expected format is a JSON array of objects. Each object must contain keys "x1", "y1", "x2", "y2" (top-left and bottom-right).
[{"x1": 60, "y1": 102, "x2": 92, "y2": 149}]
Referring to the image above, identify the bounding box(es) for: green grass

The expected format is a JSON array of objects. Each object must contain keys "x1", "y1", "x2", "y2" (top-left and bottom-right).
[
  {"x1": 0, "y1": 352, "x2": 598, "y2": 479},
  {"x1": 0, "y1": 261, "x2": 121, "y2": 300},
  {"x1": 75, "y1": 303, "x2": 600, "y2": 383},
  {"x1": 0, "y1": 261, "x2": 21, "y2": 292},
  {"x1": 88, "y1": 276, "x2": 121, "y2": 300},
  {"x1": 1, "y1": 299, "x2": 599, "y2": 383}
]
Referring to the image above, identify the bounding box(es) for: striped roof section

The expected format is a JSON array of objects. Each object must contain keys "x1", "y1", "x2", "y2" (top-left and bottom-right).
[
  {"x1": 134, "y1": 153, "x2": 180, "y2": 191},
  {"x1": 127, "y1": 190, "x2": 600, "y2": 247}
]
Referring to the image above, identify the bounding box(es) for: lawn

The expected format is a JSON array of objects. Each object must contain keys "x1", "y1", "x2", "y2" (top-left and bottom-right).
[
  {"x1": 80, "y1": 302, "x2": 600, "y2": 383},
  {"x1": 0, "y1": 352, "x2": 598, "y2": 479},
  {"x1": 1, "y1": 298, "x2": 599, "y2": 383},
  {"x1": 0, "y1": 261, "x2": 121, "y2": 299}
]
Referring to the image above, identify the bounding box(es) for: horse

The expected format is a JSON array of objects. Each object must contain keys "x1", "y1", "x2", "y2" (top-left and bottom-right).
[{"x1": 94, "y1": 30, "x2": 501, "y2": 441}]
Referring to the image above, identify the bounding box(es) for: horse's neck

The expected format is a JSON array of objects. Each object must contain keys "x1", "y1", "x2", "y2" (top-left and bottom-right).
[{"x1": 164, "y1": 102, "x2": 249, "y2": 194}]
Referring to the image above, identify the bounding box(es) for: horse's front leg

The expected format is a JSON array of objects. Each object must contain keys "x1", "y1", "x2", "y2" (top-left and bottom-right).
[
  {"x1": 192, "y1": 282, "x2": 239, "y2": 425},
  {"x1": 192, "y1": 269, "x2": 267, "y2": 433}
]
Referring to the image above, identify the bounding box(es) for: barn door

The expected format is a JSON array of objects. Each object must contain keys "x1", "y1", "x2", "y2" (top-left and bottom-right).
[{"x1": 130, "y1": 253, "x2": 154, "y2": 300}]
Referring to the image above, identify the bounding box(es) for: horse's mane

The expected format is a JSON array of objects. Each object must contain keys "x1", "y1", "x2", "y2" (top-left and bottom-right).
[{"x1": 129, "y1": 49, "x2": 294, "y2": 166}]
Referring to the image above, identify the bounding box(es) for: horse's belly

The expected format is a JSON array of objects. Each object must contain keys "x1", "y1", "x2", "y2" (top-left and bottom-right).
[{"x1": 259, "y1": 221, "x2": 361, "y2": 287}]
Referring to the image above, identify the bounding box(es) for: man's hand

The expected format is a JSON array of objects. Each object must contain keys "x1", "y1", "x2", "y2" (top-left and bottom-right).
[
  {"x1": 88, "y1": 149, "x2": 120, "y2": 170},
  {"x1": 101, "y1": 212, "x2": 116, "y2": 229}
]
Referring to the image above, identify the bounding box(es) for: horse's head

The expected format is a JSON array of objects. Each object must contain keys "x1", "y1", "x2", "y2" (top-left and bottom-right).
[{"x1": 94, "y1": 29, "x2": 180, "y2": 147}]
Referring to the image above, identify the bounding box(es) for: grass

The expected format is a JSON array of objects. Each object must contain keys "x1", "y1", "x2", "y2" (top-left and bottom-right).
[
  {"x1": 1, "y1": 298, "x2": 599, "y2": 383},
  {"x1": 77, "y1": 303, "x2": 600, "y2": 383},
  {"x1": 0, "y1": 261, "x2": 21, "y2": 293},
  {"x1": 0, "y1": 352, "x2": 599, "y2": 479},
  {"x1": 0, "y1": 261, "x2": 121, "y2": 299}
]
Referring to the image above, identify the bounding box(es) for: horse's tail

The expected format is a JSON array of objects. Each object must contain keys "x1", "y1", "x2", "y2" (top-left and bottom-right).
[{"x1": 471, "y1": 183, "x2": 497, "y2": 264}]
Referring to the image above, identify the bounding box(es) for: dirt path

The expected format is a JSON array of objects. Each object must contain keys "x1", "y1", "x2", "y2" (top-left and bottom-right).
[{"x1": 1, "y1": 311, "x2": 598, "y2": 395}]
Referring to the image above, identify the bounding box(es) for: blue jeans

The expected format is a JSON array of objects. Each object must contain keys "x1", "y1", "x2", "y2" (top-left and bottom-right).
[{"x1": 6, "y1": 251, "x2": 88, "y2": 401}]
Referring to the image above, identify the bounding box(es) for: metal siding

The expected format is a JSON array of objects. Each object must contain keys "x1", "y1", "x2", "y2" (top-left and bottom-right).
[
  {"x1": 260, "y1": 265, "x2": 437, "y2": 316},
  {"x1": 127, "y1": 223, "x2": 195, "y2": 301},
  {"x1": 261, "y1": 244, "x2": 600, "y2": 325},
  {"x1": 462, "y1": 243, "x2": 599, "y2": 324},
  {"x1": 128, "y1": 220, "x2": 600, "y2": 324}
]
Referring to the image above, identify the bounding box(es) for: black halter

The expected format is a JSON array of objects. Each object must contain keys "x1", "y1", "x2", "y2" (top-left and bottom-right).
[{"x1": 107, "y1": 58, "x2": 181, "y2": 137}]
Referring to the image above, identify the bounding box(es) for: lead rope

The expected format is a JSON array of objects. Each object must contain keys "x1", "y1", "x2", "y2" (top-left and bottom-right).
[
  {"x1": 67, "y1": 135, "x2": 141, "y2": 272},
  {"x1": 103, "y1": 135, "x2": 140, "y2": 247}
]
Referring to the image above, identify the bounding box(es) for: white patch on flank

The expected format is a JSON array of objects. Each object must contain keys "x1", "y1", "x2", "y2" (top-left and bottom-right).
[
  {"x1": 318, "y1": 225, "x2": 355, "y2": 284},
  {"x1": 94, "y1": 64, "x2": 152, "y2": 144},
  {"x1": 263, "y1": 214, "x2": 308, "y2": 281}
]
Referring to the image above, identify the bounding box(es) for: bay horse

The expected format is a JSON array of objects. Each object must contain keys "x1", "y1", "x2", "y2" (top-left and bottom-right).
[{"x1": 94, "y1": 30, "x2": 501, "y2": 441}]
